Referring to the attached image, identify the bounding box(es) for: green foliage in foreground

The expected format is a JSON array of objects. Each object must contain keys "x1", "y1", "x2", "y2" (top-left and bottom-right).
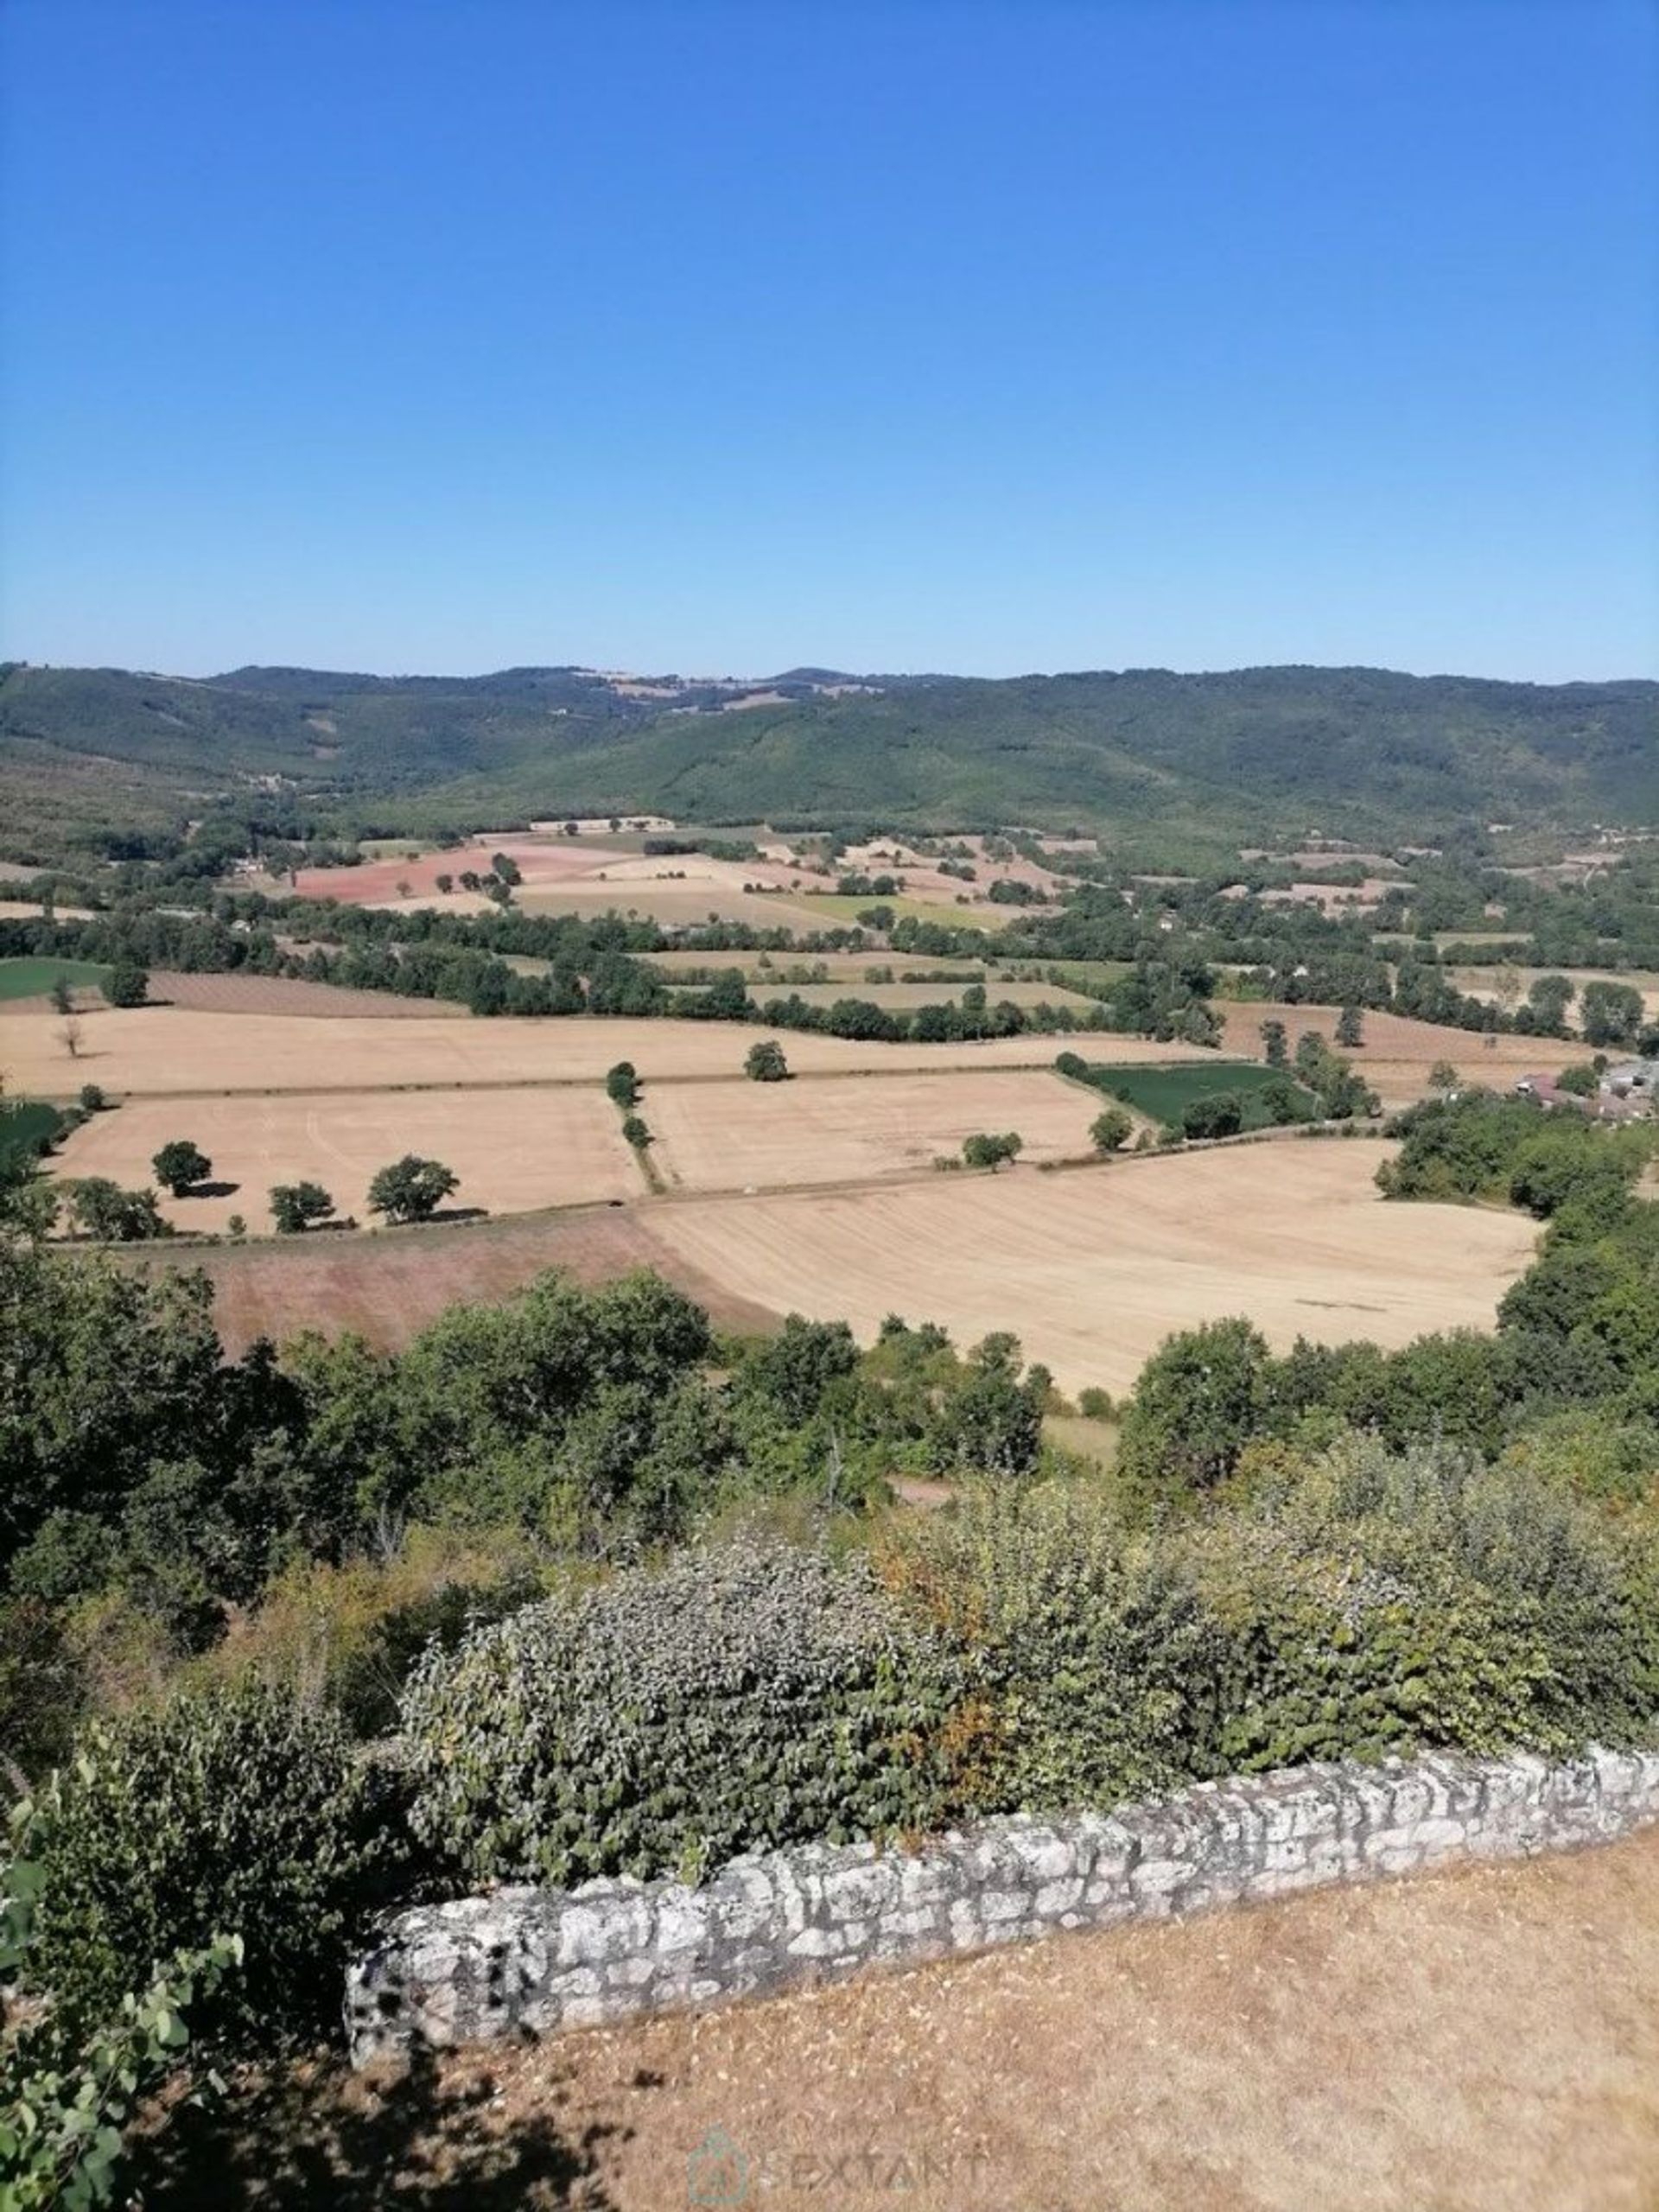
[
  {"x1": 400, "y1": 1540, "x2": 953, "y2": 1888},
  {"x1": 883, "y1": 1433, "x2": 1659, "y2": 1804},
  {"x1": 2, "y1": 1807, "x2": 240, "y2": 2212},
  {"x1": 27, "y1": 1683, "x2": 395, "y2": 2046}
]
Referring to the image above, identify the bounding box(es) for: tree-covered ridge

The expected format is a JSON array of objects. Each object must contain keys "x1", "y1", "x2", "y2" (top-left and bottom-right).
[{"x1": 3, "y1": 659, "x2": 1655, "y2": 863}]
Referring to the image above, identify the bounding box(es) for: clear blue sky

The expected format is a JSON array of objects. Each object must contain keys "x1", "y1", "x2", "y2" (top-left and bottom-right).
[{"x1": 2, "y1": 0, "x2": 1654, "y2": 682}]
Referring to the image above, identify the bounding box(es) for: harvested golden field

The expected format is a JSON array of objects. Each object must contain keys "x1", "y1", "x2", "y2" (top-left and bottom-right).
[
  {"x1": 132, "y1": 1824, "x2": 1659, "y2": 2211},
  {"x1": 511, "y1": 881, "x2": 827, "y2": 929},
  {"x1": 48, "y1": 1086, "x2": 638, "y2": 1233},
  {"x1": 645, "y1": 1071, "x2": 1096, "y2": 1192},
  {"x1": 1218, "y1": 1001, "x2": 1548, "y2": 1106},
  {"x1": 645, "y1": 1141, "x2": 1537, "y2": 1394},
  {"x1": 140, "y1": 1205, "x2": 779, "y2": 1354},
  {"x1": 0, "y1": 1007, "x2": 1200, "y2": 1100}
]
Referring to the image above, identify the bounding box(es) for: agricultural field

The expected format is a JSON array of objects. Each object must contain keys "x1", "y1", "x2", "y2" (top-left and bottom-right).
[
  {"x1": 792, "y1": 890, "x2": 1021, "y2": 931},
  {"x1": 642, "y1": 1140, "x2": 1538, "y2": 1396},
  {"x1": 0, "y1": 1096, "x2": 62, "y2": 1167},
  {"x1": 1216, "y1": 1001, "x2": 1549, "y2": 1107},
  {"x1": 1446, "y1": 965, "x2": 1659, "y2": 1026},
  {"x1": 135, "y1": 1202, "x2": 779, "y2": 1355},
  {"x1": 728, "y1": 979, "x2": 1101, "y2": 1013},
  {"x1": 47, "y1": 1084, "x2": 639, "y2": 1234},
  {"x1": 283, "y1": 831, "x2": 840, "y2": 931},
  {"x1": 145, "y1": 972, "x2": 472, "y2": 1019},
  {"x1": 644, "y1": 1069, "x2": 1096, "y2": 1192},
  {"x1": 0, "y1": 954, "x2": 111, "y2": 1002},
  {"x1": 0, "y1": 1007, "x2": 1176, "y2": 1100},
  {"x1": 1074, "y1": 1059, "x2": 1314, "y2": 1131},
  {"x1": 0, "y1": 898, "x2": 97, "y2": 922}
]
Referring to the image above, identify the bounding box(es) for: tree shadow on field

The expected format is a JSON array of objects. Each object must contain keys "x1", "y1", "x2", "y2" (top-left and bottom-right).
[{"x1": 128, "y1": 2040, "x2": 626, "y2": 2210}]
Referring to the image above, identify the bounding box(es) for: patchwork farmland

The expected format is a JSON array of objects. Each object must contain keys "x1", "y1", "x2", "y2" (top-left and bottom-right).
[{"x1": 3, "y1": 980, "x2": 1549, "y2": 1376}]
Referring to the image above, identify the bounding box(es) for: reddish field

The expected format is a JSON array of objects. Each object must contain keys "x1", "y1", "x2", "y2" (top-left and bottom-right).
[
  {"x1": 149, "y1": 972, "x2": 469, "y2": 1019},
  {"x1": 130, "y1": 1205, "x2": 780, "y2": 1354}
]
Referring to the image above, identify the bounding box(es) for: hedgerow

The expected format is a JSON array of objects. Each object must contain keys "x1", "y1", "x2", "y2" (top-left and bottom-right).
[{"x1": 399, "y1": 1539, "x2": 957, "y2": 1886}]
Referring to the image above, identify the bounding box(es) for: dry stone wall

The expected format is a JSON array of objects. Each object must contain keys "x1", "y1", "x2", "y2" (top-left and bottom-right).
[{"x1": 347, "y1": 1745, "x2": 1659, "y2": 2065}]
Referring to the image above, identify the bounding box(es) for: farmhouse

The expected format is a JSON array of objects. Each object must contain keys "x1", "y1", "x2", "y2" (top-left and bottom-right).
[{"x1": 1513, "y1": 1074, "x2": 1589, "y2": 1114}]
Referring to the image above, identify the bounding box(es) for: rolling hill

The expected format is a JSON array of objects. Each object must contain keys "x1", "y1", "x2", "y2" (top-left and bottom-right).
[{"x1": 1, "y1": 658, "x2": 1653, "y2": 864}]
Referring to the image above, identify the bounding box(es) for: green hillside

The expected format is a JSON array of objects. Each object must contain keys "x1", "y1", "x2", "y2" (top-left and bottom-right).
[{"x1": 2, "y1": 658, "x2": 1653, "y2": 863}]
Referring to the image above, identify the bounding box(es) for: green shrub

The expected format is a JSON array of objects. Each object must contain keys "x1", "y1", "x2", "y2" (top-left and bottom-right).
[
  {"x1": 880, "y1": 1483, "x2": 1220, "y2": 1812},
  {"x1": 1188, "y1": 1434, "x2": 1656, "y2": 1769},
  {"x1": 30, "y1": 1682, "x2": 397, "y2": 2044},
  {"x1": 3, "y1": 1800, "x2": 240, "y2": 2211},
  {"x1": 399, "y1": 1539, "x2": 954, "y2": 1887}
]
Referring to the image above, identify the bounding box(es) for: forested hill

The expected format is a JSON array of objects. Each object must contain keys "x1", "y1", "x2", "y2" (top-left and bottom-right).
[{"x1": 1, "y1": 658, "x2": 1654, "y2": 858}]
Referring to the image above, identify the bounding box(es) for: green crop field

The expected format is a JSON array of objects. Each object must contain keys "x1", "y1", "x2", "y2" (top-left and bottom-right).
[
  {"x1": 0, "y1": 1098, "x2": 65, "y2": 1166},
  {"x1": 1077, "y1": 1059, "x2": 1318, "y2": 1133},
  {"x1": 0, "y1": 957, "x2": 112, "y2": 1002}
]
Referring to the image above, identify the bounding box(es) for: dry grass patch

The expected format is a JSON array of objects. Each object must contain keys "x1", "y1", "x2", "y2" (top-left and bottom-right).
[
  {"x1": 645, "y1": 1141, "x2": 1537, "y2": 1394},
  {"x1": 130, "y1": 1826, "x2": 1659, "y2": 2211},
  {"x1": 1446, "y1": 966, "x2": 1659, "y2": 1026}
]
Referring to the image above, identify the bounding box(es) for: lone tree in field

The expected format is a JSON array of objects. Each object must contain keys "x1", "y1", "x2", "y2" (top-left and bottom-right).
[
  {"x1": 152, "y1": 1139, "x2": 212, "y2": 1196},
  {"x1": 1335, "y1": 1004, "x2": 1365, "y2": 1048},
  {"x1": 1260, "y1": 1018, "x2": 1287, "y2": 1068},
  {"x1": 435, "y1": 872, "x2": 454, "y2": 894},
  {"x1": 963, "y1": 1130, "x2": 1023, "y2": 1172},
  {"x1": 270, "y1": 1180, "x2": 336, "y2": 1234},
  {"x1": 48, "y1": 975, "x2": 74, "y2": 1016},
  {"x1": 105, "y1": 962, "x2": 149, "y2": 1008},
  {"x1": 606, "y1": 1060, "x2": 641, "y2": 1109},
  {"x1": 620, "y1": 1115, "x2": 652, "y2": 1151},
  {"x1": 745, "y1": 1039, "x2": 790, "y2": 1083},
  {"x1": 367, "y1": 1154, "x2": 459, "y2": 1224},
  {"x1": 1090, "y1": 1105, "x2": 1133, "y2": 1154}
]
